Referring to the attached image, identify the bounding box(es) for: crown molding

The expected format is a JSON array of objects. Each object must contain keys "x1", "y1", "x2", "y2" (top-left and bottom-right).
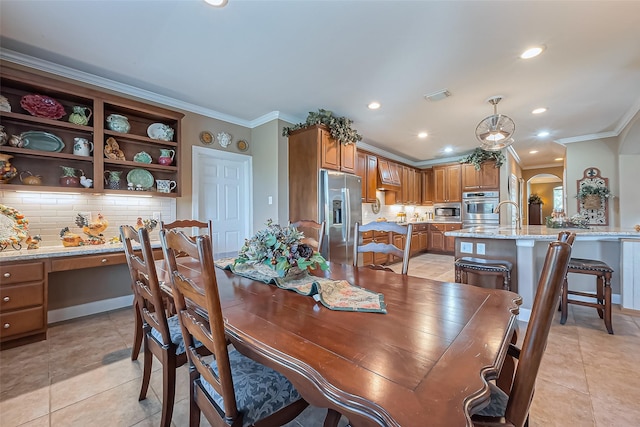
[
  {"x1": 250, "y1": 111, "x2": 304, "y2": 128},
  {"x1": 557, "y1": 131, "x2": 618, "y2": 145},
  {"x1": 522, "y1": 162, "x2": 565, "y2": 170}
]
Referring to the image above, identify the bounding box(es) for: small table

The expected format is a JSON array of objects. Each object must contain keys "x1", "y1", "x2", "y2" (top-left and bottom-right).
[{"x1": 156, "y1": 259, "x2": 521, "y2": 427}]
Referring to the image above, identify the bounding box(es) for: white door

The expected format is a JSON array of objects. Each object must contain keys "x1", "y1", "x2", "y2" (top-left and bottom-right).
[{"x1": 192, "y1": 146, "x2": 253, "y2": 258}]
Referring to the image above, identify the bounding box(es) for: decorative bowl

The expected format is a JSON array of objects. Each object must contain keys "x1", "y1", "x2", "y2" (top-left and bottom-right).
[{"x1": 20, "y1": 94, "x2": 66, "y2": 119}]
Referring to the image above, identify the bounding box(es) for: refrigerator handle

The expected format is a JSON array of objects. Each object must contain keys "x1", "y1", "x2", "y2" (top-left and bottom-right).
[{"x1": 344, "y1": 188, "x2": 350, "y2": 242}]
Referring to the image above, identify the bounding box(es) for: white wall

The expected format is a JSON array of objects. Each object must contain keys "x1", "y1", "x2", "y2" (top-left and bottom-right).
[
  {"x1": 565, "y1": 138, "x2": 620, "y2": 226},
  {"x1": 250, "y1": 120, "x2": 280, "y2": 231}
]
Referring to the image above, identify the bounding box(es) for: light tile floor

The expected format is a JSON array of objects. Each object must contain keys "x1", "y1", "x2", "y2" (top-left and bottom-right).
[{"x1": 1, "y1": 253, "x2": 639, "y2": 426}]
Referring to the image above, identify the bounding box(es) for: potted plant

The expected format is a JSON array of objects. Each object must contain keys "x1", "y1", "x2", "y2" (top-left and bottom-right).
[
  {"x1": 282, "y1": 109, "x2": 362, "y2": 146},
  {"x1": 528, "y1": 194, "x2": 543, "y2": 205},
  {"x1": 459, "y1": 148, "x2": 505, "y2": 170},
  {"x1": 576, "y1": 185, "x2": 610, "y2": 210}
]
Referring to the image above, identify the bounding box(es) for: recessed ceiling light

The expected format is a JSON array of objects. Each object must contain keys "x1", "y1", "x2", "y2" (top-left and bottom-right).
[
  {"x1": 204, "y1": 0, "x2": 228, "y2": 6},
  {"x1": 520, "y1": 46, "x2": 545, "y2": 59},
  {"x1": 368, "y1": 102, "x2": 381, "y2": 110},
  {"x1": 529, "y1": 150, "x2": 539, "y2": 154},
  {"x1": 554, "y1": 157, "x2": 563, "y2": 161},
  {"x1": 532, "y1": 107, "x2": 547, "y2": 114},
  {"x1": 418, "y1": 132, "x2": 428, "y2": 138},
  {"x1": 537, "y1": 131, "x2": 550, "y2": 137},
  {"x1": 443, "y1": 147, "x2": 453, "y2": 153}
]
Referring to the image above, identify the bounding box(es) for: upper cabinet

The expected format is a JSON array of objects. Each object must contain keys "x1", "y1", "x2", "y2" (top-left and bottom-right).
[
  {"x1": 310, "y1": 125, "x2": 356, "y2": 173},
  {"x1": 461, "y1": 161, "x2": 500, "y2": 191},
  {"x1": 421, "y1": 168, "x2": 433, "y2": 205},
  {"x1": 0, "y1": 67, "x2": 183, "y2": 197},
  {"x1": 433, "y1": 164, "x2": 461, "y2": 203},
  {"x1": 356, "y1": 151, "x2": 378, "y2": 203}
]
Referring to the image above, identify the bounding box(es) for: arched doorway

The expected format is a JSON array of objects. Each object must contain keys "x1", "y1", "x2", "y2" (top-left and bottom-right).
[{"x1": 526, "y1": 173, "x2": 563, "y2": 224}]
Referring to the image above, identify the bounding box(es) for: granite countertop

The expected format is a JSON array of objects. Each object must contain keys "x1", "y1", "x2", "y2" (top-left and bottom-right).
[
  {"x1": 0, "y1": 241, "x2": 162, "y2": 263},
  {"x1": 446, "y1": 225, "x2": 640, "y2": 240}
]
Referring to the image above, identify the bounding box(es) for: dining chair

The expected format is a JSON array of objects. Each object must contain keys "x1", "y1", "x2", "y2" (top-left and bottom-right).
[
  {"x1": 353, "y1": 221, "x2": 413, "y2": 274},
  {"x1": 289, "y1": 219, "x2": 326, "y2": 253},
  {"x1": 121, "y1": 225, "x2": 208, "y2": 427},
  {"x1": 159, "y1": 229, "x2": 309, "y2": 427},
  {"x1": 471, "y1": 233, "x2": 574, "y2": 427},
  {"x1": 160, "y1": 218, "x2": 213, "y2": 241}
]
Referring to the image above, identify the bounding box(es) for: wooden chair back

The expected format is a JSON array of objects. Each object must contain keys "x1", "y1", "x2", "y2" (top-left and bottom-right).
[
  {"x1": 502, "y1": 239, "x2": 573, "y2": 426},
  {"x1": 159, "y1": 229, "x2": 239, "y2": 423},
  {"x1": 290, "y1": 219, "x2": 326, "y2": 253},
  {"x1": 160, "y1": 219, "x2": 213, "y2": 239},
  {"x1": 121, "y1": 225, "x2": 172, "y2": 348},
  {"x1": 353, "y1": 221, "x2": 413, "y2": 275},
  {"x1": 557, "y1": 231, "x2": 576, "y2": 245}
]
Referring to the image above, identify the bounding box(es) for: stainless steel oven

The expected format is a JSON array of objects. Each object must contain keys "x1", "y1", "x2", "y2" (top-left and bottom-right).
[
  {"x1": 433, "y1": 203, "x2": 461, "y2": 222},
  {"x1": 462, "y1": 191, "x2": 499, "y2": 227}
]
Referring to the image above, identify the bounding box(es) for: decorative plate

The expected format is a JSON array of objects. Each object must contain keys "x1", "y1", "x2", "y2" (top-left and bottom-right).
[
  {"x1": 20, "y1": 131, "x2": 65, "y2": 152},
  {"x1": 216, "y1": 131, "x2": 232, "y2": 148},
  {"x1": 237, "y1": 139, "x2": 249, "y2": 152},
  {"x1": 20, "y1": 94, "x2": 66, "y2": 119},
  {"x1": 199, "y1": 130, "x2": 214, "y2": 145},
  {"x1": 133, "y1": 151, "x2": 152, "y2": 164},
  {"x1": 371, "y1": 197, "x2": 381, "y2": 214},
  {"x1": 127, "y1": 168, "x2": 155, "y2": 190},
  {"x1": 147, "y1": 123, "x2": 174, "y2": 141},
  {"x1": 0, "y1": 204, "x2": 29, "y2": 251}
]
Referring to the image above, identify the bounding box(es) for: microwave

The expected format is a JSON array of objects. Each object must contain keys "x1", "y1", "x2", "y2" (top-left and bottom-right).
[{"x1": 434, "y1": 203, "x2": 461, "y2": 219}]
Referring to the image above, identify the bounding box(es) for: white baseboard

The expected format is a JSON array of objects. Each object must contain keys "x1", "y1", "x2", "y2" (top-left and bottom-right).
[
  {"x1": 48, "y1": 295, "x2": 134, "y2": 324},
  {"x1": 518, "y1": 293, "x2": 621, "y2": 324}
]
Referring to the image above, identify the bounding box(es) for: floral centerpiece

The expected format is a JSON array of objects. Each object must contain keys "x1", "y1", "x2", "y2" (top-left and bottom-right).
[
  {"x1": 235, "y1": 220, "x2": 329, "y2": 278},
  {"x1": 528, "y1": 193, "x2": 543, "y2": 205}
]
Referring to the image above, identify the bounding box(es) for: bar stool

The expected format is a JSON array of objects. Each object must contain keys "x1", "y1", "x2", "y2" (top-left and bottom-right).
[
  {"x1": 560, "y1": 258, "x2": 614, "y2": 334},
  {"x1": 455, "y1": 257, "x2": 513, "y2": 291}
]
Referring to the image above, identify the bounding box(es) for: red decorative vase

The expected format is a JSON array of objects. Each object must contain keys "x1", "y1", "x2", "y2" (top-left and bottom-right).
[
  {"x1": 158, "y1": 156, "x2": 173, "y2": 166},
  {"x1": 59, "y1": 176, "x2": 80, "y2": 187}
]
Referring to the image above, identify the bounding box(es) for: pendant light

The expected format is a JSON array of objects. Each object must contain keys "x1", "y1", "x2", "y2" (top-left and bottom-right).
[{"x1": 475, "y1": 96, "x2": 515, "y2": 151}]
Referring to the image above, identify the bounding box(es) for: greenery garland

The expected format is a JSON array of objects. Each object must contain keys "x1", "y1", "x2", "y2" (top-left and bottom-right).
[
  {"x1": 282, "y1": 109, "x2": 362, "y2": 146},
  {"x1": 459, "y1": 148, "x2": 505, "y2": 170}
]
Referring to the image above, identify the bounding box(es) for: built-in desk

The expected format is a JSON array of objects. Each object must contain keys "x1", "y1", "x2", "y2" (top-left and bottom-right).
[{"x1": 0, "y1": 243, "x2": 162, "y2": 349}]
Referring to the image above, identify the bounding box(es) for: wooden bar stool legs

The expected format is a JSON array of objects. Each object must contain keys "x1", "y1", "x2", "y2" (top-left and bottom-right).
[{"x1": 560, "y1": 258, "x2": 614, "y2": 334}]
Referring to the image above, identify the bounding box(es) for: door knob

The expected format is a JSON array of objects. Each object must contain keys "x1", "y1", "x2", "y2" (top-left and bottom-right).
[{"x1": 3, "y1": 296, "x2": 9, "y2": 302}]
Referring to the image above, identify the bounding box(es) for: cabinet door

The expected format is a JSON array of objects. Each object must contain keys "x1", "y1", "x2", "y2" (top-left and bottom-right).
[
  {"x1": 361, "y1": 236, "x2": 374, "y2": 266},
  {"x1": 390, "y1": 234, "x2": 405, "y2": 263},
  {"x1": 446, "y1": 165, "x2": 462, "y2": 202},
  {"x1": 410, "y1": 232, "x2": 420, "y2": 255},
  {"x1": 365, "y1": 154, "x2": 378, "y2": 203},
  {"x1": 444, "y1": 224, "x2": 462, "y2": 253},
  {"x1": 389, "y1": 162, "x2": 401, "y2": 185},
  {"x1": 428, "y1": 227, "x2": 445, "y2": 251},
  {"x1": 356, "y1": 151, "x2": 367, "y2": 201},
  {"x1": 462, "y1": 163, "x2": 480, "y2": 191},
  {"x1": 413, "y1": 169, "x2": 421, "y2": 205},
  {"x1": 378, "y1": 159, "x2": 393, "y2": 184},
  {"x1": 479, "y1": 161, "x2": 500, "y2": 189},
  {"x1": 401, "y1": 166, "x2": 410, "y2": 204},
  {"x1": 421, "y1": 169, "x2": 433, "y2": 205},
  {"x1": 320, "y1": 129, "x2": 340, "y2": 171},
  {"x1": 419, "y1": 232, "x2": 428, "y2": 251},
  {"x1": 433, "y1": 167, "x2": 447, "y2": 203},
  {"x1": 340, "y1": 142, "x2": 356, "y2": 173}
]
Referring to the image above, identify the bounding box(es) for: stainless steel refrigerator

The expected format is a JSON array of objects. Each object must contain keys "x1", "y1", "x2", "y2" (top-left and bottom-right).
[{"x1": 318, "y1": 169, "x2": 362, "y2": 265}]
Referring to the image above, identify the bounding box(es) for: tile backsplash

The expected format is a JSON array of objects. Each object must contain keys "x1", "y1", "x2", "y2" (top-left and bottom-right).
[
  {"x1": 361, "y1": 190, "x2": 434, "y2": 224},
  {"x1": 1, "y1": 191, "x2": 176, "y2": 246}
]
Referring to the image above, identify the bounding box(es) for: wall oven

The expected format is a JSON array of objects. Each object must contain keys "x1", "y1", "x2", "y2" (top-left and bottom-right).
[
  {"x1": 433, "y1": 203, "x2": 461, "y2": 222},
  {"x1": 462, "y1": 191, "x2": 499, "y2": 227}
]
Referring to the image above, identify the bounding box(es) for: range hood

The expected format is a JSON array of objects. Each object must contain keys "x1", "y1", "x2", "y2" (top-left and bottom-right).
[{"x1": 377, "y1": 159, "x2": 401, "y2": 190}]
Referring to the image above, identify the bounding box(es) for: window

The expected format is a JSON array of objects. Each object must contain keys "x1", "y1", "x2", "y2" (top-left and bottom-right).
[{"x1": 553, "y1": 186, "x2": 563, "y2": 212}]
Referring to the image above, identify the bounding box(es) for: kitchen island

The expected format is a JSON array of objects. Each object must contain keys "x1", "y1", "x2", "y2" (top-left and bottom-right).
[{"x1": 445, "y1": 226, "x2": 640, "y2": 320}]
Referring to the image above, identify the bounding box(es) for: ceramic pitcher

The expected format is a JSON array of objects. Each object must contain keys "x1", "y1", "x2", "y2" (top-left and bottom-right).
[
  {"x1": 158, "y1": 149, "x2": 175, "y2": 166},
  {"x1": 104, "y1": 170, "x2": 123, "y2": 190},
  {"x1": 73, "y1": 137, "x2": 94, "y2": 156},
  {"x1": 106, "y1": 114, "x2": 131, "y2": 133},
  {"x1": 59, "y1": 166, "x2": 79, "y2": 187},
  {"x1": 68, "y1": 106, "x2": 92, "y2": 126}
]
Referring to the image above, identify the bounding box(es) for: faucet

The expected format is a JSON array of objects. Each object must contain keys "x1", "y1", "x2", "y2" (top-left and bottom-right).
[{"x1": 494, "y1": 200, "x2": 522, "y2": 230}]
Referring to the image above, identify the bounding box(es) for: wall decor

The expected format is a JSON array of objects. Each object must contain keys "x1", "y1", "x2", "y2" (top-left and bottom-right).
[
  {"x1": 217, "y1": 131, "x2": 232, "y2": 148},
  {"x1": 576, "y1": 167, "x2": 609, "y2": 225},
  {"x1": 199, "y1": 130, "x2": 213, "y2": 145}
]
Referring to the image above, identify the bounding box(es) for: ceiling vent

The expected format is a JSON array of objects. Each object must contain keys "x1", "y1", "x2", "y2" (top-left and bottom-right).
[{"x1": 424, "y1": 89, "x2": 451, "y2": 102}]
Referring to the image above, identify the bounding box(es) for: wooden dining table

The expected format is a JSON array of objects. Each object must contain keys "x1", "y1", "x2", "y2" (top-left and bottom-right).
[{"x1": 155, "y1": 259, "x2": 522, "y2": 427}]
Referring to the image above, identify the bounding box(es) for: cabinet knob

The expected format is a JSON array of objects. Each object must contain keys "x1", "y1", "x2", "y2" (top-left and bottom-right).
[
  {"x1": 3, "y1": 272, "x2": 10, "y2": 278},
  {"x1": 2, "y1": 296, "x2": 9, "y2": 302},
  {"x1": 101, "y1": 258, "x2": 108, "y2": 263},
  {"x1": 3, "y1": 323, "x2": 9, "y2": 329}
]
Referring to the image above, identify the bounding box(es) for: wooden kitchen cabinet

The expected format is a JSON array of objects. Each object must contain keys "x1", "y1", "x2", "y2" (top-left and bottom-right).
[
  {"x1": 421, "y1": 169, "x2": 434, "y2": 205},
  {"x1": 0, "y1": 66, "x2": 183, "y2": 197},
  {"x1": 356, "y1": 151, "x2": 378, "y2": 203},
  {"x1": 360, "y1": 230, "x2": 390, "y2": 266},
  {"x1": 309, "y1": 125, "x2": 356, "y2": 173},
  {"x1": 428, "y1": 223, "x2": 461, "y2": 254},
  {"x1": 461, "y1": 161, "x2": 500, "y2": 191},
  {"x1": 433, "y1": 164, "x2": 461, "y2": 203},
  {"x1": 390, "y1": 233, "x2": 406, "y2": 263},
  {"x1": 412, "y1": 223, "x2": 429, "y2": 253},
  {"x1": 0, "y1": 260, "x2": 47, "y2": 347}
]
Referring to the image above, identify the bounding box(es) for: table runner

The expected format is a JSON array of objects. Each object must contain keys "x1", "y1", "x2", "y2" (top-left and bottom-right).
[{"x1": 214, "y1": 257, "x2": 386, "y2": 314}]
